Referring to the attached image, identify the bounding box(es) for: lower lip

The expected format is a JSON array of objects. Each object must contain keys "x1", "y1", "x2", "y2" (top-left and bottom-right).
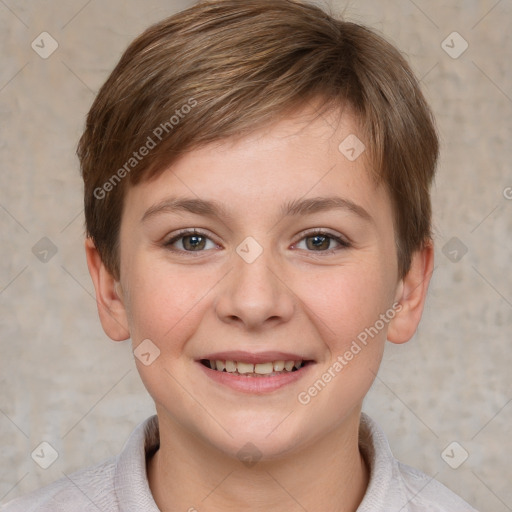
[{"x1": 197, "y1": 362, "x2": 314, "y2": 394}]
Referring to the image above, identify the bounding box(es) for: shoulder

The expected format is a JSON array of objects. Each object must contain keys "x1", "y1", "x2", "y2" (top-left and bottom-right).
[
  {"x1": 2, "y1": 456, "x2": 117, "y2": 512},
  {"x1": 396, "y1": 460, "x2": 479, "y2": 512},
  {"x1": 2, "y1": 415, "x2": 159, "y2": 512},
  {"x1": 358, "y1": 413, "x2": 479, "y2": 512}
]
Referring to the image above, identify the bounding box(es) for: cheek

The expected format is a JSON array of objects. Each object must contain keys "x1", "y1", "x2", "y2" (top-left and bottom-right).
[
  {"x1": 123, "y1": 255, "x2": 216, "y2": 348},
  {"x1": 293, "y1": 266, "x2": 393, "y2": 418},
  {"x1": 300, "y1": 260, "x2": 395, "y2": 344},
  {"x1": 124, "y1": 259, "x2": 215, "y2": 406}
]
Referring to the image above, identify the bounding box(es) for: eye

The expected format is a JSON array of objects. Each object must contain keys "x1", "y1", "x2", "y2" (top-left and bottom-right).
[
  {"x1": 164, "y1": 229, "x2": 218, "y2": 253},
  {"x1": 294, "y1": 230, "x2": 351, "y2": 253}
]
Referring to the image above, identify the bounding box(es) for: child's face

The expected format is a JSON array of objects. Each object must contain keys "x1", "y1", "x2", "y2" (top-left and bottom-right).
[{"x1": 115, "y1": 105, "x2": 406, "y2": 458}]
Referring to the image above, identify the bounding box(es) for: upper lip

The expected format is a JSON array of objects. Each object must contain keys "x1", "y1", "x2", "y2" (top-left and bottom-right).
[{"x1": 198, "y1": 351, "x2": 315, "y2": 364}]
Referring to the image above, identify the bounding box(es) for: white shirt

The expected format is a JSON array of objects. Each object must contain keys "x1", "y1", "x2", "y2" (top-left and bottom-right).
[{"x1": 2, "y1": 413, "x2": 478, "y2": 511}]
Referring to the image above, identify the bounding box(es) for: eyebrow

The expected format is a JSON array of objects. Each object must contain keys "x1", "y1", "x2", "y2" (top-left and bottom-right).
[
  {"x1": 141, "y1": 196, "x2": 373, "y2": 224},
  {"x1": 282, "y1": 196, "x2": 373, "y2": 223}
]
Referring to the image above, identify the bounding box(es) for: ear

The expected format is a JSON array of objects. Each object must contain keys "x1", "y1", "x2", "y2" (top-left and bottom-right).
[
  {"x1": 387, "y1": 241, "x2": 434, "y2": 344},
  {"x1": 85, "y1": 238, "x2": 130, "y2": 341}
]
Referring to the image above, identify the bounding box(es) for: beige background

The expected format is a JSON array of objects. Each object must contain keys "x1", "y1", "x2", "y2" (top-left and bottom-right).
[{"x1": 1, "y1": 0, "x2": 511, "y2": 510}]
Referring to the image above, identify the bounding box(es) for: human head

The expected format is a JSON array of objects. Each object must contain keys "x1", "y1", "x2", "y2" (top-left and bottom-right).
[
  {"x1": 77, "y1": 0, "x2": 438, "y2": 282},
  {"x1": 81, "y1": 0, "x2": 437, "y2": 465}
]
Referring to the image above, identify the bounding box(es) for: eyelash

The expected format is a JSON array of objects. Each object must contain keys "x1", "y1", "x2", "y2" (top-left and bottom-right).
[{"x1": 163, "y1": 229, "x2": 352, "y2": 256}]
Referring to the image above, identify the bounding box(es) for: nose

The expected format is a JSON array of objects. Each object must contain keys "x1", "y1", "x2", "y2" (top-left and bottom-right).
[{"x1": 214, "y1": 246, "x2": 295, "y2": 331}]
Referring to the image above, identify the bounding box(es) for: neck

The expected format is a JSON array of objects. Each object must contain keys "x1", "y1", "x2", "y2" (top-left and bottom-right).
[{"x1": 147, "y1": 409, "x2": 369, "y2": 512}]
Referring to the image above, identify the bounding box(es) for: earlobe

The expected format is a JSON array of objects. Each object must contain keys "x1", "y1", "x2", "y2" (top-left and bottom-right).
[
  {"x1": 84, "y1": 238, "x2": 130, "y2": 342},
  {"x1": 387, "y1": 241, "x2": 434, "y2": 345}
]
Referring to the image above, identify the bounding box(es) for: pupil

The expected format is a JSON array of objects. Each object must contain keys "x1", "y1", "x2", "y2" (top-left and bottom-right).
[
  {"x1": 308, "y1": 235, "x2": 329, "y2": 250},
  {"x1": 184, "y1": 235, "x2": 205, "y2": 251}
]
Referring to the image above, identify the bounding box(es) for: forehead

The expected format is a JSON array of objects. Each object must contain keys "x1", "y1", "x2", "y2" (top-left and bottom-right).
[{"x1": 122, "y1": 104, "x2": 390, "y2": 227}]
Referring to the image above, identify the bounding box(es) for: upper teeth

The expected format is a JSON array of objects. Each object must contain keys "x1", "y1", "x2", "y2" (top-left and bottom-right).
[{"x1": 210, "y1": 360, "x2": 303, "y2": 374}]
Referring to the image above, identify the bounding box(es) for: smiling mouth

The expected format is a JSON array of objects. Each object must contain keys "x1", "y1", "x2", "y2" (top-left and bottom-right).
[{"x1": 200, "y1": 359, "x2": 314, "y2": 377}]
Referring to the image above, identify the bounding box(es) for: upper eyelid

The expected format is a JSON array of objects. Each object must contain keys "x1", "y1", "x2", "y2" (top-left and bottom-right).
[
  {"x1": 296, "y1": 227, "x2": 348, "y2": 239},
  {"x1": 294, "y1": 228, "x2": 352, "y2": 246},
  {"x1": 165, "y1": 228, "x2": 218, "y2": 245}
]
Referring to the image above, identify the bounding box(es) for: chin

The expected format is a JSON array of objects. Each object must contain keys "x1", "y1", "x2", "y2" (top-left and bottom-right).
[{"x1": 215, "y1": 419, "x2": 313, "y2": 462}]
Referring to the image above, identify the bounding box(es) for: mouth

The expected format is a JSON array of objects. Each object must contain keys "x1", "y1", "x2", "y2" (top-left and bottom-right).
[
  {"x1": 196, "y1": 351, "x2": 316, "y2": 393},
  {"x1": 199, "y1": 358, "x2": 314, "y2": 377}
]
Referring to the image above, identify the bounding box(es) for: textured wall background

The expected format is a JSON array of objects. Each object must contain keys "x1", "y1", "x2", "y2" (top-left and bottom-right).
[{"x1": 0, "y1": 0, "x2": 510, "y2": 510}]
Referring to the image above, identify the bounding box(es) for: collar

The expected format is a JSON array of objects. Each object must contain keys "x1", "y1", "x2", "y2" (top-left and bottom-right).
[
  {"x1": 114, "y1": 415, "x2": 160, "y2": 511},
  {"x1": 113, "y1": 413, "x2": 403, "y2": 511}
]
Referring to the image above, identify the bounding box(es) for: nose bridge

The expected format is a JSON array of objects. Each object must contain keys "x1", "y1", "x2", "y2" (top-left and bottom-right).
[{"x1": 215, "y1": 237, "x2": 294, "y2": 328}]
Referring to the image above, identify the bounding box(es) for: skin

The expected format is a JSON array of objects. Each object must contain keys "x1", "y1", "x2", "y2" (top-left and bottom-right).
[{"x1": 86, "y1": 103, "x2": 434, "y2": 512}]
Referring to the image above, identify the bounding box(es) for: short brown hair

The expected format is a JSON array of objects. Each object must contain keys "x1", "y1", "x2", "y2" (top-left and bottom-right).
[{"x1": 77, "y1": 0, "x2": 438, "y2": 280}]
